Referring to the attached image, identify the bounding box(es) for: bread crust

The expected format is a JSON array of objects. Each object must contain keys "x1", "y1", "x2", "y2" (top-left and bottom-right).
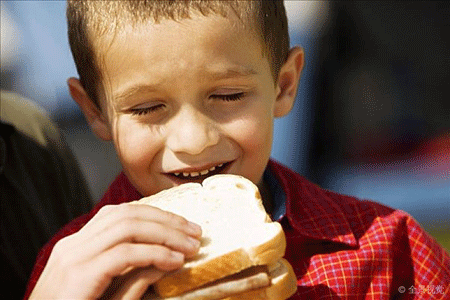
[
  {"x1": 143, "y1": 259, "x2": 297, "y2": 300},
  {"x1": 154, "y1": 226, "x2": 285, "y2": 296}
]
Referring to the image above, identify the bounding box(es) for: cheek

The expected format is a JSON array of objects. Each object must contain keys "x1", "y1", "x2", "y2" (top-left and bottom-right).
[
  {"x1": 228, "y1": 108, "x2": 274, "y2": 156},
  {"x1": 227, "y1": 112, "x2": 273, "y2": 185},
  {"x1": 244, "y1": 120, "x2": 272, "y2": 151},
  {"x1": 234, "y1": 90, "x2": 276, "y2": 155},
  {"x1": 111, "y1": 117, "x2": 161, "y2": 171}
]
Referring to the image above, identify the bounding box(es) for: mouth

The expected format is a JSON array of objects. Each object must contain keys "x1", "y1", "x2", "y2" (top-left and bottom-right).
[{"x1": 166, "y1": 161, "x2": 232, "y2": 182}]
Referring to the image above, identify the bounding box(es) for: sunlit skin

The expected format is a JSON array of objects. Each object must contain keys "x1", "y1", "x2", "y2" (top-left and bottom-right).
[
  {"x1": 29, "y1": 9, "x2": 303, "y2": 299},
  {"x1": 71, "y1": 11, "x2": 303, "y2": 200},
  {"x1": 104, "y1": 13, "x2": 274, "y2": 197}
]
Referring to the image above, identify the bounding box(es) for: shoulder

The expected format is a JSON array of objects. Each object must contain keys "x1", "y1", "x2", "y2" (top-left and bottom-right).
[
  {"x1": 269, "y1": 158, "x2": 408, "y2": 228},
  {"x1": 268, "y1": 159, "x2": 447, "y2": 249},
  {"x1": 268, "y1": 160, "x2": 450, "y2": 285},
  {"x1": 321, "y1": 189, "x2": 450, "y2": 287}
]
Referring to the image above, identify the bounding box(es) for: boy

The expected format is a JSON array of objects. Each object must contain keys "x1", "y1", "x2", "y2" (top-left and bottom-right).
[{"x1": 25, "y1": 1, "x2": 449, "y2": 299}]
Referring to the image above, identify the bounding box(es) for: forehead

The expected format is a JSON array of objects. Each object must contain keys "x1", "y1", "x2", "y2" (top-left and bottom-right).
[
  {"x1": 91, "y1": 7, "x2": 262, "y2": 58},
  {"x1": 92, "y1": 11, "x2": 270, "y2": 104}
]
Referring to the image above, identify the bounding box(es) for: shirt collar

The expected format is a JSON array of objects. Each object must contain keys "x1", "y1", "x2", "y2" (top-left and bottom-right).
[
  {"x1": 263, "y1": 167, "x2": 286, "y2": 221},
  {"x1": 267, "y1": 160, "x2": 358, "y2": 248}
]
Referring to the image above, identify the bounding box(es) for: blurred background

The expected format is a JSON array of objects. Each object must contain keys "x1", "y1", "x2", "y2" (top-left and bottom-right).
[{"x1": 1, "y1": 1, "x2": 449, "y2": 249}]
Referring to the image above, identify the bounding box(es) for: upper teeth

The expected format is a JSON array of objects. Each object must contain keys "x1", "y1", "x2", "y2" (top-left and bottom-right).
[{"x1": 174, "y1": 164, "x2": 224, "y2": 178}]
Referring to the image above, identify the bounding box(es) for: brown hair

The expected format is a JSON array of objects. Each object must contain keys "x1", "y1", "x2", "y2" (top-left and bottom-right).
[{"x1": 67, "y1": 0, "x2": 290, "y2": 106}]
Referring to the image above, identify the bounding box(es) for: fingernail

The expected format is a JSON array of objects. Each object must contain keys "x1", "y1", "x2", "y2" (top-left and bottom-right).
[
  {"x1": 187, "y1": 222, "x2": 202, "y2": 236},
  {"x1": 171, "y1": 251, "x2": 184, "y2": 262},
  {"x1": 188, "y1": 236, "x2": 201, "y2": 249}
]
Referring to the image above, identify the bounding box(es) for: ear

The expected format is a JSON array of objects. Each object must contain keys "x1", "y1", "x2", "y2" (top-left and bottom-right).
[
  {"x1": 274, "y1": 47, "x2": 304, "y2": 118},
  {"x1": 67, "y1": 77, "x2": 112, "y2": 141}
]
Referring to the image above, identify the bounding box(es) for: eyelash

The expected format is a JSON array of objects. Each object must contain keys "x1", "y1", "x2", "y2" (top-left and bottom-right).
[
  {"x1": 211, "y1": 92, "x2": 244, "y2": 102},
  {"x1": 130, "y1": 92, "x2": 244, "y2": 116},
  {"x1": 131, "y1": 104, "x2": 165, "y2": 116}
]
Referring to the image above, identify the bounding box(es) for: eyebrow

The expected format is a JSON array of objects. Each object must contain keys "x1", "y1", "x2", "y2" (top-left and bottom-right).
[
  {"x1": 205, "y1": 65, "x2": 258, "y2": 80},
  {"x1": 113, "y1": 85, "x2": 159, "y2": 103},
  {"x1": 113, "y1": 65, "x2": 258, "y2": 102}
]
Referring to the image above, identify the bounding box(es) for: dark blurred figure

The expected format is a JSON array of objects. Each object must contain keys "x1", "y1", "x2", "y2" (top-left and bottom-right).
[
  {"x1": 311, "y1": 1, "x2": 450, "y2": 172},
  {"x1": 0, "y1": 91, "x2": 93, "y2": 299},
  {"x1": 308, "y1": 1, "x2": 450, "y2": 248}
]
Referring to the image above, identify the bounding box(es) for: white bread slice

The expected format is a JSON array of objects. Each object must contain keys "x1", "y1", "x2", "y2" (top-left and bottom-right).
[
  {"x1": 134, "y1": 175, "x2": 286, "y2": 297},
  {"x1": 143, "y1": 259, "x2": 297, "y2": 300}
]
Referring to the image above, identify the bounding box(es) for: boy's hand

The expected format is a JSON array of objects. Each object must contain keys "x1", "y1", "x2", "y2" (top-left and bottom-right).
[{"x1": 29, "y1": 203, "x2": 202, "y2": 299}]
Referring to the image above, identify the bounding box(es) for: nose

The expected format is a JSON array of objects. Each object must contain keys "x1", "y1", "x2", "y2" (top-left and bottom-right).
[{"x1": 166, "y1": 107, "x2": 219, "y2": 155}]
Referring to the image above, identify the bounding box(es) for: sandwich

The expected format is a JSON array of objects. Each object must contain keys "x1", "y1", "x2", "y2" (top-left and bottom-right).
[{"x1": 134, "y1": 174, "x2": 297, "y2": 300}]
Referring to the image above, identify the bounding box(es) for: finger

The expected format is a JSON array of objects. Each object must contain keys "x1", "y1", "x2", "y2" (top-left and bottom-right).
[
  {"x1": 81, "y1": 203, "x2": 202, "y2": 240},
  {"x1": 70, "y1": 203, "x2": 201, "y2": 262},
  {"x1": 79, "y1": 218, "x2": 201, "y2": 260},
  {"x1": 85, "y1": 243, "x2": 184, "y2": 299},
  {"x1": 92, "y1": 243, "x2": 184, "y2": 279},
  {"x1": 105, "y1": 267, "x2": 165, "y2": 300},
  {"x1": 131, "y1": 204, "x2": 202, "y2": 238}
]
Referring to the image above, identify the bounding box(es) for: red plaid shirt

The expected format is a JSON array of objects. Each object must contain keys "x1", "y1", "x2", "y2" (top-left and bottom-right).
[{"x1": 24, "y1": 160, "x2": 450, "y2": 299}]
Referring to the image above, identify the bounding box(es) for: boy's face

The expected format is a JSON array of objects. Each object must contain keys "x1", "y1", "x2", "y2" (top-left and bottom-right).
[{"x1": 71, "y1": 11, "x2": 302, "y2": 196}]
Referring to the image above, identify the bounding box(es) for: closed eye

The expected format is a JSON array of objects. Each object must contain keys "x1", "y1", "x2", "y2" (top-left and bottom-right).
[
  {"x1": 131, "y1": 104, "x2": 165, "y2": 116},
  {"x1": 210, "y1": 92, "x2": 244, "y2": 102}
]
